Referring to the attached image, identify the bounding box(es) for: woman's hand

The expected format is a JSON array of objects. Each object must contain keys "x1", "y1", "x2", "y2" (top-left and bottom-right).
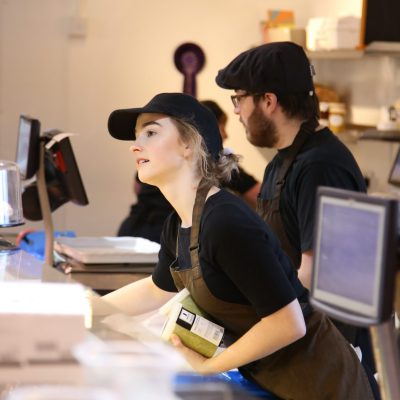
[
  {"x1": 171, "y1": 300, "x2": 306, "y2": 376},
  {"x1": 170, "y1": 334, "x2": 214, "y2": 375}
]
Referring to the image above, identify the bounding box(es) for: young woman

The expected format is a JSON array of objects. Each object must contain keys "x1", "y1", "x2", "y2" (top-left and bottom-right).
[{"x1": 105, "y1": 93, "x2": 376, "y2": 400}]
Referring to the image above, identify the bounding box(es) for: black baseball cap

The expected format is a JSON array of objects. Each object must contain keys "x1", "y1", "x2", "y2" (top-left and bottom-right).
[
  {"x1": 216, "y1": 41, "x2": 315, "y2": 96},
  {"x1": 108, "y1": 92, "x2": 222, "y2": 160}
]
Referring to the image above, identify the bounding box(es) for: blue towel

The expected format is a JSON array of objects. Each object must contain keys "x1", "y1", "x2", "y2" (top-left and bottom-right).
[
  {"x1": 174, "y1": 369, "x2": 280, "y2": 399},
  {"x1": 18, "y1": 230, "x2": 76, "y2": 260}
]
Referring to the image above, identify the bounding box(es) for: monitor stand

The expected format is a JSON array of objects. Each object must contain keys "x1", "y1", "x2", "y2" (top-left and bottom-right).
[
  {"x1": 36, "y1": 139, "x2": 54, "y2": 266},
  {"x1": 370, "y1": 319, "x2": 400, "y2": 400}
]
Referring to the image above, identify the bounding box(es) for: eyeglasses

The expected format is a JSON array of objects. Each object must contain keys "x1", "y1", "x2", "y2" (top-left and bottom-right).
[{"x1": 230, "y1": 92, "x2": 264, "y2": 108}]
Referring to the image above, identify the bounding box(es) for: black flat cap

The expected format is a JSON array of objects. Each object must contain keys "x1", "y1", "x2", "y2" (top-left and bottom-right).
[{"x1": 216, "y1": 41, "x2": 315, "y2": 96}]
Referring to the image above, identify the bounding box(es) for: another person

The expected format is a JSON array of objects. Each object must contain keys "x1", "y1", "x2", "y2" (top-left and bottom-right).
[
  {"x1": 215, "y1": 41, "x2": 377, "y2": 379},
  {"x1": 104, "y1": 92, "x2": 376, "y2": 399},
  {"x1": 117, "y1": 174, "x2": 173, "y2": 243},
  {"x1": 216, "y1": 41, "x2": 367, "y2": 287},
  {"x1": 201, "y1": 100, "x2": 261, "y2": 209}
]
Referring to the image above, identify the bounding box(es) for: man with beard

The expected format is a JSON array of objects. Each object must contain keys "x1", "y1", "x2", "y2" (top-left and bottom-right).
[
  {"x1": 215, "y1": 42, "x2": 378, "y2": 382},
  {"x1": 215, "y1": 41, "x2": 366, "y2": 289}
]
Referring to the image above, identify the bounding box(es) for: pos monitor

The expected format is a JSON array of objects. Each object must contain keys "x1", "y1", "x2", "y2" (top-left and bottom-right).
[
  {"x1": 21, "y1": 129, "x2": 89, "y2": 221},
  {"x1": 310, "y1": 187, "x2": 398, "y2": 327},
  {"x1": 15, "y1": 115, "x2": 40, "y2": 180}
]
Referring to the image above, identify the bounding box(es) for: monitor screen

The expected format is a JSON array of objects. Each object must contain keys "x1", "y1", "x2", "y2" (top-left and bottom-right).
[
  {"x1": 22, "y1": 130, "x2": 89, "y2": 221},
  {"x1": 388, "y1": 147, "x2": 400, "y2": 187},
  {"x1": 311, "y1": 187, "x2": 398, "y2": 326},
  {"x1": 15, "y1": 115, "x2": 40, "y2": 180}
]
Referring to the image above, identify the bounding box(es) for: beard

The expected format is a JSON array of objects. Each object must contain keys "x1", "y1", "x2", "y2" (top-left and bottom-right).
[{"x1": 243, "y1": 104, "x2": 278, "y2": 148}]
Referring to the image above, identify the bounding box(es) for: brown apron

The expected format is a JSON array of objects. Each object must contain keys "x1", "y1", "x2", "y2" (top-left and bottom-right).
[
  {"x1": 256, "y1": 121, "x2": 316, "y2": 270},
  {"x1": 256, "y1": 121, "x2": 363, "y2": 345},
  {"x1": 169, "y1": 180, "x2": 375, "y2": 400}
]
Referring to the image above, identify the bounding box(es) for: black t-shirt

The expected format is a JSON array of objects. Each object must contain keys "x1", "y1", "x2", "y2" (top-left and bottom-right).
[
  {"x1": 152, "y1": 189, "x2": 308, "y2": 318},
  {"x1": 224, "y1": 166, "x2": 258, "y2": 195},
  {"x1": 260, "y1": 128, "x2": 367, "y2": 254}
]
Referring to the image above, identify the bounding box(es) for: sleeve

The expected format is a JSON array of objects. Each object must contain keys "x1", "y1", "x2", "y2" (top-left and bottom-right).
[
  {"x1": 224, "y1": 166, "x2": 258, "y2": 195},
  {"x1": 203, "y1": 204, "x2": 297, "y2": 317},
  {"x1": 295, "y1": 161, "x2": 361, "y2": 252},
  {"x1": 151, "y1": 213, "x2": 179, "y2": 292}
]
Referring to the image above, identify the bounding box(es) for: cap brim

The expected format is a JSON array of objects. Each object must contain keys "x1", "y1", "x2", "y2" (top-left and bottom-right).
[
  {"x1": 215, "y1": 69, "x2": 238, "y2": 90},
  {"x1": 108, "y1": 108, "x2": 143, "y2": 141}
]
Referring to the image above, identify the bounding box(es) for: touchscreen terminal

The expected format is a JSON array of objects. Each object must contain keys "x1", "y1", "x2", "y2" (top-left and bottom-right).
[
  {"x1": 311, "y1": 187, "x2": 397, "y2": 326},
  {"x1": 16, "y1": 115, "x2": 40, "y2": 180}
]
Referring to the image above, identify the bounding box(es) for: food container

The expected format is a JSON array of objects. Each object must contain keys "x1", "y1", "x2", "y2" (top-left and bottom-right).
[{"x1": 328, "y1": 102, "x2": 346, "y2": 133}]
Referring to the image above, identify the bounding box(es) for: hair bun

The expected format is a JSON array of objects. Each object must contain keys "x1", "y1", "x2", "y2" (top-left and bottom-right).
[{"x1": 222, "y1": 147, "x2": 234, "y2": 156}]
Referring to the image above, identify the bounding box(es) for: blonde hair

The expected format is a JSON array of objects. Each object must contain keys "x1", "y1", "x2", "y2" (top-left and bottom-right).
[{"x1": 171, "y1": 118, "x2": 240, "y2": 186}]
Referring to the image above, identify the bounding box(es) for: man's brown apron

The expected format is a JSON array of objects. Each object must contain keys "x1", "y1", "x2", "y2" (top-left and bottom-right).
[
  {"x1": 256, "y1": 121, "x2": 316, "y2": 270},
  {"x1": 169, "y1": 179, "x2": 374, "y2": 400},
  {"x1": 256, "y1": 120, "x2": 368, "y2": 346}
]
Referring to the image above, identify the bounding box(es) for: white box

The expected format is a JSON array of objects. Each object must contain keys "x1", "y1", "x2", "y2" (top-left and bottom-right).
[
  {"x1": 306, "y1": 16, "x2": 361, "y2": 51},
  {"x1": 0, "y1": 282, "x2": 87, "y2": 362}
]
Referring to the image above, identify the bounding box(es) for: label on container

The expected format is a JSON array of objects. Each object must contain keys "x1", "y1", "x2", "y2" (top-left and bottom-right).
[{"x1": 176, "y1": 307, "x2": 224, "y2": 346}]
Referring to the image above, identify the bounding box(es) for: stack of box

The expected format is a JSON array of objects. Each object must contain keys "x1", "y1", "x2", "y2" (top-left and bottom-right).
[
  {"x1": 306, "y1": 16, "x2": 361, "y2": 51},
  {"x1": 262, "y1": 9, "x2": 306, "y2": 48}
]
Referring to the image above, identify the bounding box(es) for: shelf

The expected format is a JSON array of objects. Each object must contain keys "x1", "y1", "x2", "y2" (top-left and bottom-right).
[
  {"x1": 322, "y1": 123, "x2": 400, "y2": 144},
  {"x1": 358, "y1": 129, "x2": 400, "y2": 142},
  {"x1": 307, "y1": 44, "x2": 400, "y2": 60},
  {"x1": 307, "y1": 49, "x2": 364, "y2": 60},
  {"x1": 335, "y1": 126, "x2": 400, "y2": 143},
  {"x1": 364, "y1": 41, "x2": 400, "y2": 54}
]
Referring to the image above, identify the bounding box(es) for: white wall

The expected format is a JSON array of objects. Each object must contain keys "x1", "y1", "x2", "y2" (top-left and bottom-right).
[
  {"x1": 0, "y1": 0, "x2": 313, "y2": 235},
  {"x1": 1, "y1": 0, "x2": 397, "y2": 236},
  {"x1": 309, "y1": 0, "x2": 362, "y2": 18}
]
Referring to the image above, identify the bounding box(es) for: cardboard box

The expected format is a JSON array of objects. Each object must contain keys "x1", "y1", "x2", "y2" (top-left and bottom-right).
[
  {"x1": 264, "y1": 27, "x2": 306, "y2": 47},
  {"x1": 0, "y1": 282, "x2": 87, "y2": 362}
]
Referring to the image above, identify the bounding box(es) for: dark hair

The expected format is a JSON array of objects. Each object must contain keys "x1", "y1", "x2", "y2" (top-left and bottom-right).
[
  {"x1": 200, "y1": 100, "x2": 227, "y2": 123},
  {"x1": 253, "y1": 93, "x2": 320, "y2": 122}
]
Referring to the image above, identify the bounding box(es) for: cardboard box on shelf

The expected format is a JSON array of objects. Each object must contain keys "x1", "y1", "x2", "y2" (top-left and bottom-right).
[
  {"x1": 263, "y1": 27, "x2": 306, "y2": 47},
  {"x1": 266, "y1": 9, "x2": 294, "y2": 28}
]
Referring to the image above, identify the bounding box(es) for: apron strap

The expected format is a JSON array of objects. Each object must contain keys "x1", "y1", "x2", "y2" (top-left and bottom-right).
[
  {"x1": 174, "y1": 178, "x2": 212, "y2": 284},
  {"x1": 189, "y1": 178, "x2": 213, "y2": 280},
  {"x1": 257, "y1": 119, "x2": 318, "y2": 269},
  {"x1": 272, "y1": 119, "x2": 318, "y2": 199}
]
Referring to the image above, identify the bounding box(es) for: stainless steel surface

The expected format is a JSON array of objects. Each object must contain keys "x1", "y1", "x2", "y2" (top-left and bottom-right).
[
  {"x1": 0, "y1": 243, "x2": 151, "y2": 292},
  {"x1": 0, "y1": 249, "x2": 70, "y2": 283},
  {"x1": 0, "y1": 251, "x2": 176, "y2": 398}
]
